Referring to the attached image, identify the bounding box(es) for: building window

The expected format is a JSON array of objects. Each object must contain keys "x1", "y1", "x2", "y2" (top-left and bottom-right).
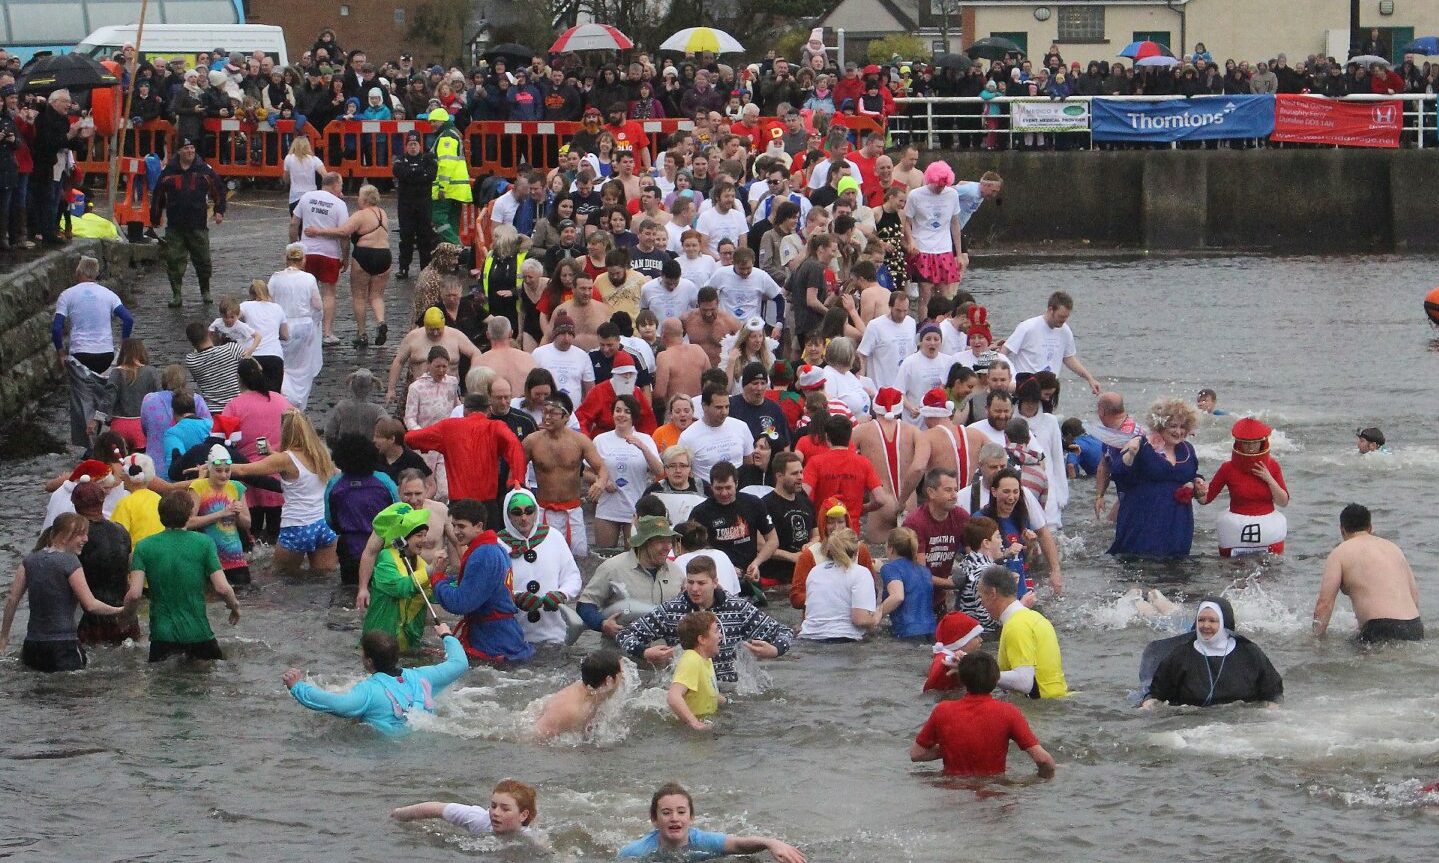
[
  {"x1": 340, "y1": 4, "x2": 350, "y2": 15},
  {"x1": 395, "y1": 7, "x2": 405, "y2": 23},
  {"x1": 1057, "y1": 5, "x2": 1104, "y2": 42},
  {"x1": 928, "y1": 0, "x2": 959, "y2": 15}
]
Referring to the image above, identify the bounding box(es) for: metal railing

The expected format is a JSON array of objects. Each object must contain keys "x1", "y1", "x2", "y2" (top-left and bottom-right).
[{"x1": 889, "y1": 93, "x2": 1437, "y2": 150}]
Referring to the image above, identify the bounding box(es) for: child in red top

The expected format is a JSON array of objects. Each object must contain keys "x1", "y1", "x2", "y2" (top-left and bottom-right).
[{"x1": 911, "y1": 652, "x2": 1056, "y2": 778}]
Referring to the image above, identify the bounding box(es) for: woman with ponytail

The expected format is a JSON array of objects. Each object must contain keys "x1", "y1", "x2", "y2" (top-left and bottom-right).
[{"x1": 221, "y1": 358, "x2": 293, "y2": 543}]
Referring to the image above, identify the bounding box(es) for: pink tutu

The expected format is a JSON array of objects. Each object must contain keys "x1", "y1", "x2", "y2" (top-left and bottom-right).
[{"x1": 913, "y1": 251, "x2": 960, "y2": 286}]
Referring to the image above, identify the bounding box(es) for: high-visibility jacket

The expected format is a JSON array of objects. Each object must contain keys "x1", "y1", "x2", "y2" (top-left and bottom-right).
[{"x1": 431, "y1": 129, "x2": 472, "y2": 203}]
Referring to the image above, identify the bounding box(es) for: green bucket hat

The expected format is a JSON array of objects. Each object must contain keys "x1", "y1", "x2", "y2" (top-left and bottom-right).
[
  {"x1": 629, "y1": 515, "x2": 678, "y2": 549},
  {"x1": 373, "y1": 503, "x2": 431, "y2": 543}
]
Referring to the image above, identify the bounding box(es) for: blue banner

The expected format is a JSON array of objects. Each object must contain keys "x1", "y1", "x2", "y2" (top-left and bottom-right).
[{"x1": 1091, "y1": 95, "x2": 1275, "y2": 142}]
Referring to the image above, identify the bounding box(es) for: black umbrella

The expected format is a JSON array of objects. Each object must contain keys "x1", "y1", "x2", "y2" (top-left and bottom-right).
[
  {"x1": 18, "y1": 52, "x2": 119, "y2": 94},
  {"x1": 931, "y1": 52, "x2": 973, "y2": 70},
  {"x1": 482, "y1": 42, "x2": 537, "y2": 67},
  {"x1": 967, "y1": 36, "x2": 1024, "y2": 61}
]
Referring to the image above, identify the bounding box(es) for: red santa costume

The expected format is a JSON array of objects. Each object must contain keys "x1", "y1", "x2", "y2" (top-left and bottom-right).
[
  {"x1": 574, "y1": 352, "x2": 658, "y2": 438},
  {"x1": 922, "y1": 611, "x2": 984, "y2": 692},
  {"x1": 1202, "y1": 417, "x2": 1288, "y2": 556}
]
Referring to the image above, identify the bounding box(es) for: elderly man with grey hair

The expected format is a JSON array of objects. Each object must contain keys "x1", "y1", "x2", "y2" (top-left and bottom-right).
[
  {"x1": 53, "y1": 255, "x2": 134, "y2": 447},
  {"x1": 477, "y1": 312, "x2": 537, "y2": 395},
  {"x1": 30, "y1": 88, "x2": 84, "y2": 245}
]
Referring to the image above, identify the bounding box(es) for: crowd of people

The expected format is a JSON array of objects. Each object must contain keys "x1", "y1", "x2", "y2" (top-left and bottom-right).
[{"x1": 2, "y1": 26, "x2": 1432, "y2": 860}]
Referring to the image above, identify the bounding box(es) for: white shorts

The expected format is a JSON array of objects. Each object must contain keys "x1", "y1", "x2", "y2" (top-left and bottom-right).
[{"x1": 540, "y1": 503, "x2": 587, "y2": 559}]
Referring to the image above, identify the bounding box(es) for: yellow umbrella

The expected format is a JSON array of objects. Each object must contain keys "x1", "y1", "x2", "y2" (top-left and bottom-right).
[{"x1": 659, "y1": 27, "x2": 745, "y2": 55}]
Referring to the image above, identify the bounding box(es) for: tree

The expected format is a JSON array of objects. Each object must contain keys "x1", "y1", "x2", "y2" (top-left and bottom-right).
[{"x1": 408, "y1": 0, "x2": 476, "y2": 63}]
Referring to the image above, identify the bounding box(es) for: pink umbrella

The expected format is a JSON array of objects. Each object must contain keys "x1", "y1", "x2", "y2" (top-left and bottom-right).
[{"x1": 550, "y1": 23, "x2": 634, "y2": 53}]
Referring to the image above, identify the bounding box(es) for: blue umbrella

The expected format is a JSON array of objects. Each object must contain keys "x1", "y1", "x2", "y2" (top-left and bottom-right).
[
  {"x1": 1118, "y1": 40, "x2": 1174, "y2": 60},
  {"x1": 1400, "y1": 36, "x2": 1439, "y2": 55}
]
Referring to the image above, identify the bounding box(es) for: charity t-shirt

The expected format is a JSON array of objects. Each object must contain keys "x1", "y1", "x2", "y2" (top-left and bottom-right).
[
  {"x1": 672, "y1": 648, "x2": 720, "y2": 718},
  {"x1": 914, "y1": 693, "x2": 1039, "y2": 775},
  {"x1": 56, "y1": 281, "x2": 122, "y2": 355},
  {"x1": 903, "y1": 185, "x2": 961, "y2": 254},
  {"x1": 594, "y1": 430, "x2": 661, "y2": 522},
  {"x1": 798, "y1": 559, "x2": 877, "y2": 641},
  {"x1": 689, "y1": 492, "x2": 773, "y2": 571},
  {"x1": 531, "y1": 343, "x2": 595, "y2": 405},
  {"x1": 897, "y1": 351, "x2": 957, "y2": 415},
  {"x1": 189, "y1": 478, "x2": 249, "y2": 571},
  {"x1": 822, "y1": 367, "x2": 872, "y2": 420},
  {"x1": 705, "y1": 266, "x2": 781, "y2": 322},
  {"x1": 998, "y1": 606, "x2": 1069, "y2": 699},
  {"x1": 677, "y1": 418, "x2": 754, "y2": 483},
  {"x1": 903, "y1": 505, "x2": 971, "y2": 584},
  {"x1": 640, "y1": 277, "x2": 699, "y2": 321},
  {"x1": 295, "y1": 189, "x2": 348, "y2": 259},
  {"x1": 857, "y1": 314, "x2": 917, "y2": 391},
  {"x1": 761, "y1": 491, "x2": 814, "y2": 583},
  {"x1": 618, "y1": 827, "x2": 729, "y2": 859},
  {"x1": 803, "y1": 448, "x2": 880, "y2": 532},
  {"x1": 695, "y1": 206, "x2": 748, "y2": 255},
  {"x1": 130, "y1": 529, "x2": 222, "y2": 643},
  {"x1": 1003, "y1": 314, "x2": 1077, "y2": 376},
  {"x1": 677, "y1": 254, "x2": 717, "y2": 286}
]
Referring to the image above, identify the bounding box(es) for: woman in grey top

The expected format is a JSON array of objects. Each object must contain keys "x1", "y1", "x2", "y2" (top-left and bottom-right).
[
  {"x1": 0, "y1": 514, "x2": 127, "y2": 672},
  {"x1": 108, "y1": 338, "x2": 162, "y2": 452}
]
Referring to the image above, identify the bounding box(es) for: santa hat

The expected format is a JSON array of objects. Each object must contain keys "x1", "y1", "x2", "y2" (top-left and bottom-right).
[
  {"x1": 874, "y1": 386, "x2": 903, "y2": 419},
  {"x1": 920, "y1": 387, "x2": 954, "y2": 419},
  {"x1": 119, "y1": 453, "x2": 156, "y2": 485},
  {"x1": 611, "y1": 351, "x2": 637, "y2": 374},
  {"x1": 966, "y1": 305, "x2": 991, "y2": 343},
  {"x1": 69, "y1": 459, "x2": 111, "y2": 483},
  {"x1": 211, "y1": 415, "x2": 243, "y2": 444},
  {"x1": 923, "y1": 611, "x2": 985, "y2": 692},
  {"x1": 796, "y1": 364, "x2": 826, "y2": 391}
]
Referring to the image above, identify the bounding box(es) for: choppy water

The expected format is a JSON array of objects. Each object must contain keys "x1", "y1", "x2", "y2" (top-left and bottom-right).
[{"x1": 3, "y1": 220, "x2": 1439, "y2": 860}]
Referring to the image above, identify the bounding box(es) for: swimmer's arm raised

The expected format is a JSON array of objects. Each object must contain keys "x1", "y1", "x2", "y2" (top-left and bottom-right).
[
  {"x1": 390, "y1": 802, "x2": 447, "y2": 822},
  {"x1": 725, "y1": 835, "x2": 806, "y2": 863},
  {"x1": 1312, "y1": 551, "x2": 1343, "y2": 638}
]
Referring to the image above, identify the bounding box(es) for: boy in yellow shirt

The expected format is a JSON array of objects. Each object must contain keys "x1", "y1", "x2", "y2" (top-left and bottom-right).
[
  {"x1": 110, "y1": 453, "x2": 164, "y2": 545},
  {"x1": 667, "y1": 610, "x2": 724, "y2": 730}
]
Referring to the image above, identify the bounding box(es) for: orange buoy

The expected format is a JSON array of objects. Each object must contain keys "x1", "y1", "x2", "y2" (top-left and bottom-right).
[{"x1": 1426, "y1": 287, "x2": 1439, "y2": 325}]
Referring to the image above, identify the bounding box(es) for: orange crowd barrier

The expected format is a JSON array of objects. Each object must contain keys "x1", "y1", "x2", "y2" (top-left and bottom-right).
[
  {"x1": 320, "y1": 120, "x2": 436, "y2": 180},
  {"x1": 111, "y1": 156, "x2": 152, "y2": 229},
  {"x1": 465, "y1": 120, "x2": 579, "y2": 177},
  {"x1": 201, "y1": 118, "x2": 318, "y2": 179},
  {"x1": 73, "y1": 119, "x2": 177, "y2": 176}
]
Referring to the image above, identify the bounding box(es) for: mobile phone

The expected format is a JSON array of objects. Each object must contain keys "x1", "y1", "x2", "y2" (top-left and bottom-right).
[{"x1": 256, "y1": 436, "x2": 270, "y2": 455}]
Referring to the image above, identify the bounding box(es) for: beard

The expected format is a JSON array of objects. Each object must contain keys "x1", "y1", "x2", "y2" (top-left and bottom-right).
[{"x1": 612, "y1": 376, "x2": 637, "y2": 397}]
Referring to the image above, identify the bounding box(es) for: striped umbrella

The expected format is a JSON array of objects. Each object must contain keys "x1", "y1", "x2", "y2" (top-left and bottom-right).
[
  {"x1": 659, "y1": 27, "x2": 745, "y2": 55},
  {"x1": 550, "y1": 23, "x2": 634, "y2": 53},
  {"x1": 1118, "y1": 40, "x2": 1174, "y2": 60}
]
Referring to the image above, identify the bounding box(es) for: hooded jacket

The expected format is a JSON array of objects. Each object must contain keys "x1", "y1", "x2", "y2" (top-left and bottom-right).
[{"x1": 496, "y1": 488, "x2": 583, "y2": 645}]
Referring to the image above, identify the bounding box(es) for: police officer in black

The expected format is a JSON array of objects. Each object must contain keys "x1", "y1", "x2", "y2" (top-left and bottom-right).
[{"x1": 391, "y1": 131, "x2": 437, "y2": 278}]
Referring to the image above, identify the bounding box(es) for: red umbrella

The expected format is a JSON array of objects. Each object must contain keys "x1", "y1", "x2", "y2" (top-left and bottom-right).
[
  {"x1": 1119, "y1": 40, "x2": 1175, "y2": 60},
  {"x1": 550, "y1": 23, "x2": 634, "y2": 53}
]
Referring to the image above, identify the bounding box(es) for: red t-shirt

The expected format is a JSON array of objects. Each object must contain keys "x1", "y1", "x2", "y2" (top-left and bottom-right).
[
  {"x1": 604, "y1": 120, "x2": 649, "y2": 157},
  {"x1": 846, "y1": 151, "x2": 880, "y2": 200},
  {"x1": 902, "y1": 504, "x2": 970, "y2": 583},
  {"x1": 915, "y1": 693, "x2": 1039, "y2": 776},
  {"x1": 1204, "y1": 456, "x2": 1286, "y2": 516},
  {"x1": 804, "y1": 447, "x2": 880, "y2": 532}
]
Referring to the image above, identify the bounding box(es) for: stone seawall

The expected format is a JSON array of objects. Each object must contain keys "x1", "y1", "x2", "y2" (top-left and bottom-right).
[
  {"x1": 929, "y1": 149, "x2": 1439, "y2": 253},
  {"x1": 0, "y1": 241, "x2": 140, "y2": 427}
]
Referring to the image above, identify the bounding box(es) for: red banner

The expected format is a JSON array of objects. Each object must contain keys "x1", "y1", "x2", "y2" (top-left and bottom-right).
[{"x1": 1271, "y1": 95, "x2": 1403, "y2": 148}]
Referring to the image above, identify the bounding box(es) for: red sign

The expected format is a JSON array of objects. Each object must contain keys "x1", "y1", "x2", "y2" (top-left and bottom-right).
[{"x1": 1271, "y1": 95, "x2": 1403, "y2": 148}]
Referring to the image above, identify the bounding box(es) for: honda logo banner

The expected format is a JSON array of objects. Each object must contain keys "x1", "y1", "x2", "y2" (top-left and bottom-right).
[
  {"x1": 1091, "y1": 95, "x2": 1275, "y2": 142},
  {"x1": 1271, "y1": 95, "x2": 1404, "y2": 148}
]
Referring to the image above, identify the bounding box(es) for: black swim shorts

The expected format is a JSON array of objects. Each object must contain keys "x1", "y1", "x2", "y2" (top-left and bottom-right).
[{"x1": 1358, "y1": 617, "x2": 1424, "y2": 644}]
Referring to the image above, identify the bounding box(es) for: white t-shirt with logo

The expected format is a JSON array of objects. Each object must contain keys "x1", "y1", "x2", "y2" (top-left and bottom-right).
[
  {"x1": 1003, "y1": 314, "x2": 1077, "y2": 375},
  {"x1": 678, "y1": 417, "x2": 755, "y2": 483},
  {"x1": 594, "y1": 430, "x2": 660, "y2": 522},
  {"x1": 798, "y1": 559, "x2": 877, "y2": 641},
  {"x1": 857, "y1": 314, "x2": 916, "y2": 391},
  {"x1": 531, "y1": 343, "x2": 594, "y2": 405},
  {"x1": 897, "y1": 350, "x2": 957, "y2": 419},
  {"x1": 695, "y1": 206, "x2": 748, "y2": 255},
  {"x1": 55, "y1": 281, "x2": 123, "y2": 355},
  {"x1": 677, "y1": 254, "x2": 717, "y2": 286},
  {"x1": 903, "y1": 185, "x2": 961, "y2": 255},
  {"x1": 705, "y1": 266, "x2": 781, "y2": 322},
  {"x1": 295, "y1": 190, "x2": 348, "y2": 260},
  {"x1": 640, "y1": 277, "x2": 699, "y2": 321}
]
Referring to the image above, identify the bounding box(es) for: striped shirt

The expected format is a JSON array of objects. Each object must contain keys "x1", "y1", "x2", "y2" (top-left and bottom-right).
[{"x1": 184, "y1": 343, "x2": 245, "y2": 410}]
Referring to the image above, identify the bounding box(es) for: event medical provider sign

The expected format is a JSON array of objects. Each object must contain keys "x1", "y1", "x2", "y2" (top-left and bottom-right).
[
  {"x1": 1270, "y1": 95, "x2": 1403, "y2": 148},
  {"x1": 1091, "y1": 95, "x2": 1275, "y2": 142},
  {"x1": 1011, "y1": 100, "x2": 1090, "y2": 132}
]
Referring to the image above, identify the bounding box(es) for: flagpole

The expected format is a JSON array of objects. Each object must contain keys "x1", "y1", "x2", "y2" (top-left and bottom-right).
[{"x1": 109, "y1": 0, "x2": 149, "y2": 221}]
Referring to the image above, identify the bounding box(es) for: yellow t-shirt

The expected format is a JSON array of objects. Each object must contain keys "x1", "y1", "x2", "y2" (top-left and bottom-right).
[
  {"x1": 110, "y1": 488, "x2": 164, "y2": 546},
  {"x1": 998, "y1": 607, "x2": 1069, "y2": 699},
  {"x1": 672, "y1": 648, "x2": 719, "y2": 718}
]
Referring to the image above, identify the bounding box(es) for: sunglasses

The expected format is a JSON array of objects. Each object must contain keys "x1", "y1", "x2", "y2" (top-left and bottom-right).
[{"x1": 508, "y1": 506, "x2": 536, "y2": 516}]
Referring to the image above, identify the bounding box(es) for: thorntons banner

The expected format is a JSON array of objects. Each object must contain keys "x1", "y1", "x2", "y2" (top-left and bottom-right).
[
  {"x1": 1091, "y1": 95, "x2": 1275, "y2": 142},
  {"x1": 1271, "y1": 95, "x2": 1403, "y2": 147}
]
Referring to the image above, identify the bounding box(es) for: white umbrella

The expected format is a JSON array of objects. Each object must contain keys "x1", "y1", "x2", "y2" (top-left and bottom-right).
[
  {"x1": 1135, "y1": 55, "x2": 1180, "y2": 68},
  {"x1": 550, "y1": 23, "x2": 634, "y2": 53},
  {"x1": 659, "y1": 27, "x2": 745, "y2": 55},
  {"x1": 1347, "y1": 54, "x2": 1390, "y2": 66}
]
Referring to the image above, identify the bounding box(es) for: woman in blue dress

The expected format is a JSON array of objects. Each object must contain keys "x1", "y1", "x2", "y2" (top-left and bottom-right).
[{"x1": 1108, "y1": 398, "x2": 1207, "y2": 558}]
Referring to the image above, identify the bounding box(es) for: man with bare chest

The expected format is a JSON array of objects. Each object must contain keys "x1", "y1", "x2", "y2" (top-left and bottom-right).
[
  {"x1": 906, "y1": 387, "x2": 988, "y2": 502},
  {"x1": 1314, "y1": 504, "x2": 1423, "y2": 644},
  {"x1": 853, "y1": 388, "x2": 920, "y2": 542},
  {"x1": 679, "y1": 286, "x2": 740, "y2": 367},
  {"x1": 476, "y1": 316, "x2": 535, "y2": 394},
  {"x1": 654, "y1": 318, "x2": 711, "y2": 403},
  {"x1": 524, "y1": 393, "x2": 609, "y2": 559},
  {"x1": 386, "y1": 307, "x2": 483, "y2": 404},
  {"x1": 549, "y1": 276, "x2": 612, "y2": 351}
]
